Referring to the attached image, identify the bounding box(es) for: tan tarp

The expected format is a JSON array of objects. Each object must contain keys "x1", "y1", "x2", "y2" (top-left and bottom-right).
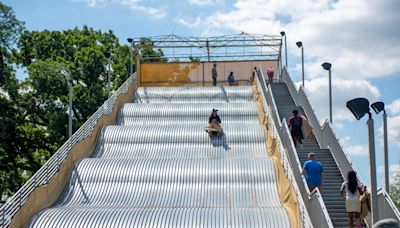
[
  {"x1": 9, "y1": 81, "x2": 139, "y2": 228},
  {"x1": 253, "y1": 83, "x2": 301, "y2": 228}
]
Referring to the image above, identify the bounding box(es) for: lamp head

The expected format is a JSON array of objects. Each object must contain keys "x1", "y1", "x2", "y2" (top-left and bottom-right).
[
  {"x1": 296, "y1": 41, "x2": 303, "y2": 48},
  {"x1": 280, "y1": 31, "x2": 285, "y2": 36},
  {"x1": 371, "y1": 102, "x2": 385, "y2": 114},
  {"x1": 346, "y1": 98, "x2": 370, "y2": 120},
  {"x1": 105, "y1": 52, "x2": 111, "y2": 58},
  {"x1": 322, "y1": 62, "x2": 332, "y2": 71},
  {"x1": 127, "y1": 38, "x2": 133, "y2": 43},
  {"x1": 61, "y1": 69, "x2": 72, "y2": 82}
]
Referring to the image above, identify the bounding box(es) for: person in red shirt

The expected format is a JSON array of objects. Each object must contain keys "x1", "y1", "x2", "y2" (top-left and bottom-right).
[{"x1": 266, "y1": 66, "x2": 274, "y2": 83}]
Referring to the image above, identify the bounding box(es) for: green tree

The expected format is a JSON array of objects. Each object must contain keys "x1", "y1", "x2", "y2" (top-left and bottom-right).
[
  {"x1": 0, "y1": 2, "x2": 24, "y2": 78},
  {"x1": 389, "y1": 173, "x2": 400, "y2": 209},
  {"x1": 0, "y1": 1, "x2": 25, "y2": 202},
  {"x1": 1, "y1": 26, "x2": 132, "y2": 202},
  {"x1": 17, "y1": 27, "x2": 130, "y2": 123},
  {"x1": 138, "y1": 37, "x2": 166, "y2": 63},
  {"x1": 0, "y1": 3, "x2": 166, "y2": 202}
]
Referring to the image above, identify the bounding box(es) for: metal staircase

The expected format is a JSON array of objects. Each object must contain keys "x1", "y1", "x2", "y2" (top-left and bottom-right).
[
  {"x1": 28, "y1": 86, "x2": 291, "y2": 227},
  {"x1": 270, "y1": 83, "x2": 357, "y2": 228}
]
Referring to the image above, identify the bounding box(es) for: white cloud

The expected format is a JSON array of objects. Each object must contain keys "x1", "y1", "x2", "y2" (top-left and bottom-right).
[
  {"x1": 344, "y1": 144, "x2": 368, "y2": 157},
  {"x1": 304, "y1": 77, "x2": 380, "y2": 122},
  {"x1": 188, "y1": 0, "x2": 223, "y2": 6},
  {"x1": 387, "y1": 115, "x2": 400, "y2": 148},
  {"x1": 378, "y1": 164, "x2": 400, "y2": 184},
  {"x1": 387, "y1": 99, "x2": 400, "y2": 115},
  {"x1": 179, "y1": 17, "x2": 202, "y2": 28},
  {"x1": 200, "y1": 0, "x2": 400, "y2": 80},
  {"x1": 78, "y1": 0, "x2": 166, "y2": 19}
]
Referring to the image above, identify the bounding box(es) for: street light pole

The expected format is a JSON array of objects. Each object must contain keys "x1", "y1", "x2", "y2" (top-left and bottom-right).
[
  {"x1": 105, "y1": 51, "x2": 111, "y2": 98},
  {"x1": 301, "y1": 46, "x2": 304, "y2": 88},
  {"x1": 322, "y1": 62, "x2": 333, "y2": 124},
  {"x1": 68, "y1": 79, "x2": 72, "y2": 138},
  {"x1": 61, "y1": 70, "x2": 73, "y2": 138},
  {"x1": 280, "y1": 31, "x2": 287, "y2": 67},
  {"x1": 367, "y1": 115, "x2": 379, "y2": 224},
  {"x1": 127, "y1": 38, "x2": 134, "y2": 76},
  {"x1": 383, "y1": 110, "x2": 389, "y2": 193},
  {"x1": 371, "y1": 102, "x2": 390, "y2": 193},
  {"x1": 296, "y1": 41, "x2": 304, "y2": 88}
]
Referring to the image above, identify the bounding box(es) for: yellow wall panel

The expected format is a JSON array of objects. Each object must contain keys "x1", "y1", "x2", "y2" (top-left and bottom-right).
[{"x1": 141, "y1": 60, "x2": 278, "y2": 86}]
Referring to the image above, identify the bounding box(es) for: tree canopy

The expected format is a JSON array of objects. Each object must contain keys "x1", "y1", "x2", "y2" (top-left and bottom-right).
[{"x1": 0, "y1": 2, "x2": 164, "y2": 202}]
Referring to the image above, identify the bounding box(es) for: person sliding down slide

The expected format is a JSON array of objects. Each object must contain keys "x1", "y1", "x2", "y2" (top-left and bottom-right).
[{"x1": 205, "y1": 109, "x2": 223, "y2": 136}]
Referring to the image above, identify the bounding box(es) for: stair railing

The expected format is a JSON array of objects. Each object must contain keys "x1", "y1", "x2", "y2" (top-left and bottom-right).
[
  {"x1": 255, "y1": 69, "x2": 319, "y2": 228},
  {"x1": 377, "y1": 188, "x2": 400, "y2": 220},
  {"x1": 0, "y1": 73, "x2": 138, "y2": 228},
  {"x1": 281, "y1": 67, "x2": 400, "y2": 224},
  {"x1": 257, "y1": 67, "x2": 333, "y2": 227}
]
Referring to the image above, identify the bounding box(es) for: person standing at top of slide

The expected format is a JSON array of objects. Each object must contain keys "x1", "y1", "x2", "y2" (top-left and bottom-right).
[
  {"x1": 266, "y1": 66, "x2": 274, "y2": 83},
  {"x1": 212, "y1": 63, "x2": 218, "y2": 86}
]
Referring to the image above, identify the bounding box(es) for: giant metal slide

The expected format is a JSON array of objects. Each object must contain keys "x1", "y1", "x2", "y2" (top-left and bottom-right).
[
  {"x1": 2, "y1": 69, "x2": 399, "y2": 228},
  {"x1": 28, "y1": 86, "x2": 291, "y2": 227}
]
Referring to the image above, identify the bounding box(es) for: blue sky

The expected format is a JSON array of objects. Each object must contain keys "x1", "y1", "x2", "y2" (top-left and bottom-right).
[{"x1": 4, "y1": 0, "x2": 400, "y2": 187}]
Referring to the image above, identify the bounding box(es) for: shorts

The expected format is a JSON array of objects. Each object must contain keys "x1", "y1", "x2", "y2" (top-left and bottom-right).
[{"x1": 345, "y1": 195, "x2": 361, "y2": 212}]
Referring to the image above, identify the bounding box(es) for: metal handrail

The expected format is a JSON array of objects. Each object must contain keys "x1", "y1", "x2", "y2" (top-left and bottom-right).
[
  {"x1": 258, "y1": 67, "x2": 333, "y2": 227},
  {"x1": 257, "y1": 69, "x2": 281, "y2": 129},
  {"x1": 255, "y1": 70, "x2": 314, "y2": 228},
  {"x1": 0, "y1": 73, "x2": 138, "y2": 227},
  {"x1": 280, "y1": 67, "x2": 400, "y2": 225},
  {"x1": 377, "y1": 187, "x2": 400, "y2": 220}
]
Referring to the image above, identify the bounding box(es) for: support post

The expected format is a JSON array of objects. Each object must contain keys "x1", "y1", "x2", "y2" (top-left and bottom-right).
[
  {"x1": 383, "y1": 111, "x2": 389, "y2": 193},
  {"x1": 68, "y1": 80, "x2": 72, "y2": 138},
  {"x1": 284, "y1": 34, "x2": 288, "y2": 67},
  {"x1": 301, "y1": 46, "x2": 304, "y2": 88},
  {"x1": 107, "y1": 53, "x2": 111, "y2": 98},
  {"x1": 130, "y1": 41, "x2": 133, "y2": 76},
  {"x1": 367, "y1": 117, "x2": 379, "y2": 224},
  {"x1": 329, "y1": 69, "x2": 332, "y2": 124},
  {"x1": 206, "y1": 39, "x2": 210, "y2": 62}
]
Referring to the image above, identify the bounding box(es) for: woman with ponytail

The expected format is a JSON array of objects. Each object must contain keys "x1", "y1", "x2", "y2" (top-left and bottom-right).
[{"x1": 340, "y1": 171, "x2": 364, "y2": 228}]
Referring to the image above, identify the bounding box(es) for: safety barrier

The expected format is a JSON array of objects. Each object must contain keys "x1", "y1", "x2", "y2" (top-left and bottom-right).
[
  {"x1": 280, "y1": 67, "x2": 400, "y2": 225},
  {"x1": 254, "y1": 70, "x2": 314, "y2": 228},
  {"x1": 257, "y1": 68, "x2": 333, "y2": 227},
  {"x1": 377, "y1": 188, "x2": 400, "y2": 220},
  {"x1": 0, "y1": 73, "x2": 138, "y2": 228}
]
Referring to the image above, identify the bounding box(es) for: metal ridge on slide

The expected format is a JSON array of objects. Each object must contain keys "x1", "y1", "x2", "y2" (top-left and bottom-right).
[
  {"x1": 28, "y1": 86, "x2": 291, "y2": 228},
  {"x1": 94, "y1": 143, "x2": 267, "y2": 158},
  {"x1": 134, "y1": 86, "x2": 253, "y2": 103},
  {"x1": 70, "y1": 157, "x2": 278, "y2": 183},
  {"x1": 30, "y1": 208, "x2": 290, "y2": 227},
  {"x1": 97, "y1": 124, "x2": 265, "y2": 144}
]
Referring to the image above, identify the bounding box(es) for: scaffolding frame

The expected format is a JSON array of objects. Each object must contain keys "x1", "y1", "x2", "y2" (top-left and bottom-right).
[{"x1": 132, "y1": 32, "x2": 282, "y2": 62}]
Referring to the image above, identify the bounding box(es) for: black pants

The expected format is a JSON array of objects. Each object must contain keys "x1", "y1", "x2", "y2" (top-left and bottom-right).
[{"x1": 212, "y1": 77, "x2": 217, "y2": 86}]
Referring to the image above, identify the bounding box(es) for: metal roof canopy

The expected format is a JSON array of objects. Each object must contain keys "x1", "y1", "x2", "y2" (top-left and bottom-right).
[{"x1": 133, "y1": 32, "x2": 282, "y2": 62}]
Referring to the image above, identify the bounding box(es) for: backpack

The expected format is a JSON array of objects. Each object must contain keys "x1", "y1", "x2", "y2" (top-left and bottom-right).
[{"x1": 292, "y1": 116, "x2": 302, "y2": 126}]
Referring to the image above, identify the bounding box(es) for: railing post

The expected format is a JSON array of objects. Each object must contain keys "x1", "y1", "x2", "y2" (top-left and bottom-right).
[
  {"x1": 2, "y1": 206, "x2": 5, "y2": 227},
  {"x1": 18, "y1": 191, "x2": 22, "y2": 208},
  {"x1": 46, "y1": 163, "x2": 49, "y2": 184}
]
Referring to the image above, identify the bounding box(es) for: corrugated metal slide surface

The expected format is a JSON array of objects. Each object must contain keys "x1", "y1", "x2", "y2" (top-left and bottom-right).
[{"x1": 28, "y1": 86, "x2": 291, "y2": 227}]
